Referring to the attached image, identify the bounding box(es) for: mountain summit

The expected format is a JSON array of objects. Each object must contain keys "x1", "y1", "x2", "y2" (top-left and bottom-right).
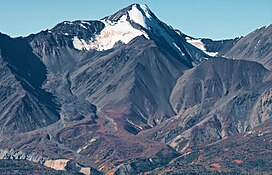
[
  {"x1": 36, "y1": 3, "x2": 210, "y2": 66},
  {"x1": 71, "y1": 4, "x2": 153, "y2": 51},
  {"x1": 104, "y1": 4, "x2": 154, "y2": 27}
]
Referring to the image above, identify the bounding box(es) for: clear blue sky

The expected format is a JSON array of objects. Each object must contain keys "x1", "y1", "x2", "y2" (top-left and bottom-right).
[{"x1": 0, "y1": 0, "x2": 271, "y2": 40}]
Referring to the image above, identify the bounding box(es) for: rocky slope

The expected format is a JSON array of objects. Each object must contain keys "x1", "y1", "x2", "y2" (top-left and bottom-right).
[
  {"x1": 224, "y1": 25, "x2": 272, "y2": 70},
  {"x1": 0, "y1": 4, "x2": 192, "y2": 174},
  {"x1": 148, "y1": 118, "x2": 272, "y2": 174},
  {"x1": 25, "y1": 3, "x2": 212, "y2": 135},
  {"x1": 142, "y1": 58, "x2": 271, "y2": 153},
  {"x1": 201, "y1": 24, "x2": 272, "y2": 70},
  {"x1": 0, "y1": 3, "x2": 271, "y2": 175},
  {"x1": 0, "y1": 33, "x2": 59, "y2": 136}
]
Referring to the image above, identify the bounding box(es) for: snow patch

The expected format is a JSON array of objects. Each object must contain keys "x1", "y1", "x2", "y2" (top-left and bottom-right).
[
  {"x1": 186, "y1": 37, "x2": 205, "y2": 50},
  {"x1": 73, "y1": 15, "x2": 149, "y2": 51},
  {"x1": 175, "y1": 30, "x2": 183, "y2": 36},
  {"x1": 90, "y1": 138, "x2": 97, "y2": 143},
  {"x1": 140, "y1": 4, "x2": 152, "y2": 18},
  {"x1": 128, "y1": 4, "x2": 152, "y2": 29},
  {"x1": 81, "y1": 21, "x2": 90, "y2": 25},
  {"x1": 186, "y1": 37, "x2": 218, "y2": 57},
  {"x1": 129, "y1": 5, "x2": 147, "y2": 28},
  {"x1": 173, "y1": 43, "x2": 185, "y2": 56},
  {"x1": 80, "y1": 23, "x2": 87, "y2": 29},
  {"x1": 184, "y1": 151, "x2": 192, "y2": 155},
  {"x1": 64, "y1": 21, "x2": 73, "y2": 25},
  {"x1": 77, "y1": 137, "x2": 98, "y2": 153},
  {"x1": 257, "y1": 133, "x2": 264, "y2": 137},
  {"x1": 72, "y1": 37, "x2": 89, "y2": 51},
  {"x1": 127, "y1": 119, "x2": 143, "y2": 130}
]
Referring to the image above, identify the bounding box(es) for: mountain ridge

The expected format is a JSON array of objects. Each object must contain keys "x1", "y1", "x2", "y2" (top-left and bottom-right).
[{"x1": 0, "y1": 3, "x2": 271, "y2": 175}]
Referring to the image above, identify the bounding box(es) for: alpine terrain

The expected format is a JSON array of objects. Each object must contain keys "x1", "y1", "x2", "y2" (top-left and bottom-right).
[{"x1": 0, "y1": 3, "x2": 271, "y2": 175}]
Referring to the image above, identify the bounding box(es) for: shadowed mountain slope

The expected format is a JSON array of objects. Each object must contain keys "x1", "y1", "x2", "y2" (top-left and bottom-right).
[{"x1": 0, "y1": 33, "x2": 59, "y2": 135}]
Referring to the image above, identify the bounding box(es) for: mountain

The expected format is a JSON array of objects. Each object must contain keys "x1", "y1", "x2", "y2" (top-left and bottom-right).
[
  {"x1": 142, "y1": 58, "x2": 271, "y2": 151},
  {"x1": 0, "y1": 3, "x2": 271, "y2": 175},
  {"x1": 224, "y1": 25, "x2": 272, "y2": 70},
  {"x1": 0, "y1": 33, "x2": 59, "y2": 135},
  {"x1": 1, "y1": 4, "x2": 193, "y2": 174},
  {"x1": 25, "y1": 3, "x2": 213, "y2": 134},
  {"x1": 141, "y1": 58, "x2": 272, "y2": 174},
  {"x1": 201, "y1": 24, "x2": 272, "y2": 70}
]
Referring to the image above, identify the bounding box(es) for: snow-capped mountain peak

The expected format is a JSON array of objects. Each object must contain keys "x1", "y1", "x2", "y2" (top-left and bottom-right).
[
  {"x1": 71, "y1": 4, "x2": 155, "y2": 51},
  {"x1": 128, "y1": 4, "x2": 152, "y2": 29},
  {"x1": 73, "y1": 14, "x2": 149, "y2": 51},
  {"x1": 47, "y1": 3, "x2": 213, "y2": 64}
]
